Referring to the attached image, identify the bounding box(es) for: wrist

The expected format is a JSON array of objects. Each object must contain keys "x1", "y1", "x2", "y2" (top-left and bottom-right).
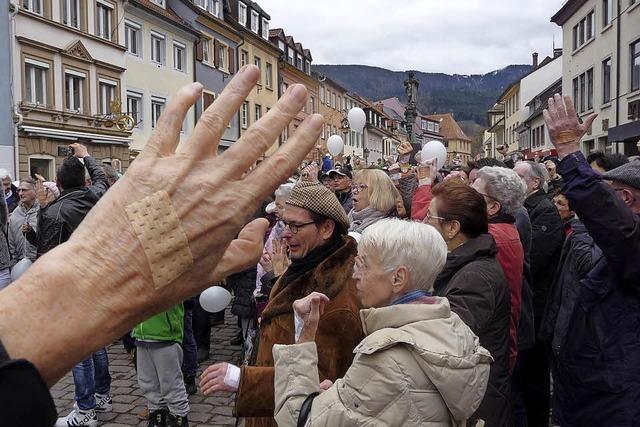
[{"x1": 555, "y1": 143, "x2": 581, "y2": 159}]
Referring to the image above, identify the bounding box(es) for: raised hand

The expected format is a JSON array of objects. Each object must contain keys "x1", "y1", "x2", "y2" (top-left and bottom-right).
[
  {"x1": 543, "y1": 94, "x2": 597, "y2": 158},
  {"x1": 397, "y1": 142, "x2": 413, "y2": 156},
  {"x1": 270, "y1": 239, "x2": 291, "y2": 276},
  {"x1": 292, "y1": 292, "x2": 330, "y2": 343},
  {"x1": 417, "y1": 158, "x2": 438, "y2": 186}
]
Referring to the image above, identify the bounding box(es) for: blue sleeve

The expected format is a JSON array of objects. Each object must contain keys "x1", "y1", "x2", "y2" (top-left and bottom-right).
[{"x1": 558, "y1": 152, "x2": 640, "y2": 283}]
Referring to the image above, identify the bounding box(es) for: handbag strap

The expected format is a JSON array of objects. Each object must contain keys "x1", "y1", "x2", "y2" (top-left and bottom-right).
[{"x1": 297, "y1": 392, "x2": 319, "y2": 427}]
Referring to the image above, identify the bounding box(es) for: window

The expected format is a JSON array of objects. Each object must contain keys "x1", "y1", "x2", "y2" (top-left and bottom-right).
[
  {"x1": 126, "y1": 91, "x2": 142, "y2": 128},
  {"x1": 238, "y1": 2, "x2": 247, "y2": 26},
  {"x1": 603, "y1": 0, "x2": 613, "y2": 27},
  {"x1": 151, "y1": 97, "x2": 165, "y2": 128},
  {"x1": 278, "y1": 40, "x2": 285, "y2": 51},
  {"x1": 240, "y1": 50, "x2": 248, "y2": 66},
  {"x1": 265, "y1": 62, "x2": 273, "y2": 89},
  {"x1": 151, "y1": 32, "x2": 166, "y2": 65},
  {"x1": 218, "y1": 43, "x2": 227, "y2": 71},
  {"x1": 151, "y1": 0, "x2": 164, "y2": 6},
  {"x1": 211, "y1": 0, "x2": 219, "y2": 16},
  {"x1": 320, "y1": 86, "x2": 325, "y2": 103},
  {"x1": 96, "y1": 1, "x2": 114, "y2": 41},
  {"x1": 24, "y1": 59, "x2": 48, "y2": 106},
  {"x1": 573, "y1": 10, "x2": 595, "y2": 50},
  {"x1": 254, "y1": 56, "x2": 262, "y2": 83},
  {"x1": 281, "y1": 82, "x2": 288, "y2": 94},
  {"x1": 305, "y1": 60, "x2": 311, "y2": 75},
  {"x1": 173, "y1": 42, "x2": 185, "y2": 72},
  {"x1": 29, "y1": 155, "x2": 54, "y2": 181},
  {"x1": 573, "y1": 68, "x2": 594, "y2": 113},
  {"x1": 62, "y1": 0, "x2": 81, "y2": 28},
  {"x1": 65, "y1": 70, "x2": 85, "y2": 112},
  {"x1": 99, "y1": 79, "x2": 117, "y2": 114},
  {"x1": 241, "y1": 101, "x2": 248, "y2": 128},
  {"x1": 251, "y1": 11, "x2": 259, "y2": 33},
  {"x1": 202, "y1": 91, "x2": 215, "y2": 111},
  {"x1": 202, "y1": 39, "x2": 211, "y2": 64},
  {"x1": 287, "y1": 47, "x2": 294, "y2": 65},
  {"x1": 632, "y1": 40, "x2": 640, "y2": 92},
  {"x1": 603, "y1": 57, "x2": 611, "y2": 103},
  {"x1": 125, "y1": 21, "x2": 142, "y2": 57},
  {"x1": 255, "y1": 104, "x2": 262, "y2": 122},
  {"x1": 261, "y1": 18, "x2": 269, "y2": 39},
  {"x1": 296, "y1": 54, "x2": 303, "y2": 70},
  {"x1": 310, "y1": 96, "x2": 315, "y2": 114},
  {"x1": 321, "y1": 123, "x2": 325, "y2": 139},
  {"x1": 23, "y1": 0, "x2": 42, "y2": 14},
  {"x1": 331, "y1": 92, "x2": 336, "y2": 109}
]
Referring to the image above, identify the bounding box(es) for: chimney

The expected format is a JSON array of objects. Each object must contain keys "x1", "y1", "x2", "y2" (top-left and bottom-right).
[
  {"x1": 532, "y1": 52, "x2": 539, "y2": 68},
  {"x1": 553, "y1": 48, "x2": 563, "y2": 58}
]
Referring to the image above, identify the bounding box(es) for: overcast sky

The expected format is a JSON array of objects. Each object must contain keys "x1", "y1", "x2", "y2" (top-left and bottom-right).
[{"x1": 259, "y1": 0, "x2": 565, "y2": 75}]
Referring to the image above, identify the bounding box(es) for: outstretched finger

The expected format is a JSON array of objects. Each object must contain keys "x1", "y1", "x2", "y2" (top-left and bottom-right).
[
  {"x1": 221, "y1": 84, "x2": 310, "y2": 175},
  {"x1": 563, "y1": 95, "x2": 579, "y2": 122},
  {"x1": 554, "y1": 94, "x2": 567, "y2": 119},
  {"x1": 547, "y1": 96, "x2": 558, "y2": 120},
  {"x1": 582, "y1": 112, "x2": 598, "y2": 132},
  {"x1": 542, "y1": 109, "x2": 554, "y2": 129},
  {"x1": 146, "y1": 82, "x2": 204, "y2": 157},
  {"x1": 244, "y1": 113, "x2": 324, "y2": 201},
  {"x1": 185, "y1": 65, "x2": 260, "y2": 156}
]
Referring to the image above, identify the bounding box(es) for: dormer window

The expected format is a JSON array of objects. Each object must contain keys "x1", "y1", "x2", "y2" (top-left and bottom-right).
[
  {"x1": 251, "y1": 10, "x2": 259, "y2": 33},
  {"x1": 238, "y1": 2, "x2": 247, "y2": 26},
  {"x1": 151, "y1": 0, "x2": 165, "y2": 7},
  {"x1": 261, "y1": 18, "x2": 269, "y2": 39}
]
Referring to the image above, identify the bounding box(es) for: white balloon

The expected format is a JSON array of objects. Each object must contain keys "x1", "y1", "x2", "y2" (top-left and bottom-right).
[
  {"x1": 199, "y1": 286, "x2": 233, "y2": 313},
  {"x1": 326, "y1": 135, "x2": 344, "y2": 156},
  {"x1": 347, "y1": 107, "x2": 366, "y2": 133},
  {"x1": 10, "y1": 258, "x2": 33, "y2": 282},
  {"x1": 421, "y1": 140, "x2": 448, "y2": 169}
]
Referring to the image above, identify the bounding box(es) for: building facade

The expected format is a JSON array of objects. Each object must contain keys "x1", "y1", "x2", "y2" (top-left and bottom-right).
[
  {"x1": 521, "y1": 78, "x2": 563, "y2": 159},
  {"x1": 225, "y1": 0, "x2": 279, "y2": 155},
  {"x1": 316, "y1": 74, "x2": 351, "y2": 160},
  {"x1": 484, "y1": 103, "x2": 505, "y2": 159},
  {"x1": 124, "y1": 0, "x2": 199, "y2": 155},
  {"x1": 552, "y1": 0, "x2": 640, "y2": 155},
  {"x1": 1, "y1": 3, "x2": 14, "y2": 177},
  {"x1": 425, "y1": 113, "x2": 473, "y2": 165},
  {"x1": 500, "y1": 82, "x2": 522, "y2": 155},
  {"x1": 378, "y1": 96, "x2": 443, "y2": 146},
  {"x1": 269, "y1": 28, "x2": 319, "y2": 161},
  {"x1": 12, "y1": 0, "x2": 132, "y2": 179},
  {"x1": 169, "y1": 0, "x2": 241, "y2": 151}
]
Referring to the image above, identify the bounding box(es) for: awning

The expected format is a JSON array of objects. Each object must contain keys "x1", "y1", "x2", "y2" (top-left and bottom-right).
[
  {"x1": 20, "y1": 125, "x2": 132, "y2": 145},
  {"x1": 607, "y1": 121, "x2": 640, "y2": 142}
]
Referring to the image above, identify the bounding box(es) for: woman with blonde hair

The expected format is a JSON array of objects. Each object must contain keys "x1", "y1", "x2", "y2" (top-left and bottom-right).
[{"x1": 348, "y1": 169, "x2": 398, "y2": 235}]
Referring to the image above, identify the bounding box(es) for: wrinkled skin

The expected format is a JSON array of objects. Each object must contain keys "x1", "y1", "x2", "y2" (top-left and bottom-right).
[{"x1": 0, "y1": 65, "x2": 323, "y2": 385}]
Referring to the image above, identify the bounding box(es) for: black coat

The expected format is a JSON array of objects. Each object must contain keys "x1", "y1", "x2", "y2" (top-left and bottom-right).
[
  {"x1": 25, "y1": 156, "x2": 108, "y2": 257},
  {"x1": 523, "y1": 189, "x2": 564, "y2": 327},
  {"x1": 434, "y1": 234, "x2": 513, "y2": 427},
  {"x1": 6, "y1": 184, "x2": 19, "y2": 214},
  {"x1": 228, "y1": 267, "x2": 258, "y2": 319}
]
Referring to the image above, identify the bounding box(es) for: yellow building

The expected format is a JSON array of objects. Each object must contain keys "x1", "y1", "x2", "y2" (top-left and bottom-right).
[
  {"x1": 425, "y1": 113, "x2": 473, "y2": 165},
  {"x1": 499, "y1": 81, "x2": 521, "y2": 154}
]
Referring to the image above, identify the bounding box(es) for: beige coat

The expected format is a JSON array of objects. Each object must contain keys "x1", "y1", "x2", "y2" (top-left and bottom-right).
[{"x1": 273, "y1": 298, "x2": 493, "y2": 427}]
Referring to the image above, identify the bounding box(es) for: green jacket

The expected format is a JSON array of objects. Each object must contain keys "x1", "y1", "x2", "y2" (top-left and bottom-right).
[{"x1": 132, "y1": 303, "x2": 184, "y2": 344}]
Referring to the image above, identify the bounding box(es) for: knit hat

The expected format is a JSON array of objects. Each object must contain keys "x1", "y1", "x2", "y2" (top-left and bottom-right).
[
  {"x1": 286, "y1": 181, "x2": 350, "y2": 230},
  {"x1": 602, "y1": 160, "x2": 640, "y2": 190}
]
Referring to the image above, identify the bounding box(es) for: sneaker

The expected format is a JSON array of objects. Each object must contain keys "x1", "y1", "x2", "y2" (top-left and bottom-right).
[
  {"x1": 147, "y1": 409, "x2": 167, "y2": 427},
  {"x1": 94, "y1": 393, "x2": 113, "y2": 412},
  {"x1": 184, "y1": 375, "x2": 197, "y2": 396},
  {"x1": 167, "y1": 414, "x2": 189, "y2": 427},
  {"x1": 55, "y1": 408, "x2": 98, "y2": 427}
]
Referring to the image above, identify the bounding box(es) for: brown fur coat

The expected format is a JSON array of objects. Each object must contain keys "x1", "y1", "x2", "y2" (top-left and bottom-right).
[{"x1": 234, "y1": 236, "x2": 364, "y2": 426}]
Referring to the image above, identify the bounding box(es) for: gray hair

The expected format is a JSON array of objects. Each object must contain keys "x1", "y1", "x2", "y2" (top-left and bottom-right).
[
  {"x1": 274, "y1": 182, "x2": 294, "y2": 199},
  {"x1": 515, "y1": 161, "x2": 549, "y2": 190},
  {"x1": 477, "y1": 166, "x2": 527, "y2": 215},
  {"x1": 359, "y1": 218, "x2": 447, "y2": 292},
  {"x1": 0, "y1": 169, "x2": 11, "y2": 181}
]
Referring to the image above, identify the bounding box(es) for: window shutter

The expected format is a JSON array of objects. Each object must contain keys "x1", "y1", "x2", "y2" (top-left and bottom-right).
[
  {"x1": 228, "y1": 46, "x2": 235, "y2": 73},
  {"x1": 195, "y1": 40, "x2": 203, "y2": 62},
  {"x1": 213, "y1": 39, "x2": 221, "y2": 68}
]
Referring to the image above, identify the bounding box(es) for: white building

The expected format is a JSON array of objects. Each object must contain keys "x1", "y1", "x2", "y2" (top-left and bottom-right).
[
  {"x1": 552, "y1": 0, "x2": 640, "y2": 155},
  {"x1": 12, "y1": 0, "x2": 132, "y2": 179},
  {"x1": 123, "y1": 0, "x2": 199, "y2": 155}
]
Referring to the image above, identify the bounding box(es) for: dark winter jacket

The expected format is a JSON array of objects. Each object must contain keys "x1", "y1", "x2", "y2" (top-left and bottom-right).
[
  {"x1": 25, "y1": 156, "x2": 108, "y2": 257},
  {"x1": 5, "y1": 184, "x2": 19, "y2": 214},
  {"x1": 335, "y1": 189, "x2": 353, "y2": 214},
  {"x1": 514, "y1": 207, "x2": 535, "y2": 351},
  {"x1": 0, "y1": 195, "x2": 9, "y2": 271},
  {"x1": 229, "y1": 267, "x2": 258, "y2": 319},
  {"x1": 547, "y1": 176, "x2": 564, "y2": 196},
  {"x1": 550, "y1": 152, "x2": 640, "y2": 427},
  {"x1": 434, "y1": 234, "x2": 513, "y2": 426},
  {"x1": 523, "y1": 188, "x2": 564, "y2": 327}
]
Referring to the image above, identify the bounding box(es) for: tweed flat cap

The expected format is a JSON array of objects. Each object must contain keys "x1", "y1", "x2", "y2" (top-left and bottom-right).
[
  {"x1": 286, "y1": 181, "x2": 350, "y2": 230},
  {"x1": 603, "y1": 160, "x2": 640, "y2": 190}
]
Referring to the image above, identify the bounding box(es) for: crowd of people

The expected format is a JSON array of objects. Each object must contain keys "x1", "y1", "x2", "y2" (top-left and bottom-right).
[{"x1": 1, "y1": 65, "x2": 639, "y2": 427}]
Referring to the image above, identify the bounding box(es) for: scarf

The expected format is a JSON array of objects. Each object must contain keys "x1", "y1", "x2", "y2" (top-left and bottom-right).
[
  {"x1": 280, "y1": 236, "x2": 344, "y2": 287},
  {"x1": 348, "y1": 207, "x2": 388, "y2": 234},
  {"x1": 390, "y1": 289, "x2": 434, "y2": 305}
]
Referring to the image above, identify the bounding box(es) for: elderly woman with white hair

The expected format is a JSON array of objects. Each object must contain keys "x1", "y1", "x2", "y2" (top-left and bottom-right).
[
  {"x1": 471, "y1": 166, "x2": 527, "y2": 374},
  {"x1": 272, "y1": 219, "x2": 492, "y2": 426}
]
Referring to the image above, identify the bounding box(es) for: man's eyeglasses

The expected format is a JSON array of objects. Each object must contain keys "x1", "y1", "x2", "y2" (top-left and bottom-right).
[
  {"x1": 279, "y1": 220, "x2": 317, "y2": 234},
  {"x1": 350, "y1": 184, "x2": 368, "y2": 194}
]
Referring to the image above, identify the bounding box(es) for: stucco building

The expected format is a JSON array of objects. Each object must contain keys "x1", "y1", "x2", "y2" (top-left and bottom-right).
[
  {"x1": 425, "y1": 113, "x2": 472, "y2": 165},
  {"x1": 12, "y1": 0, "x2": 132, "y2": 179},
  {"x1": 552, "y1": 0, "x2": 640, "y2": 155}
]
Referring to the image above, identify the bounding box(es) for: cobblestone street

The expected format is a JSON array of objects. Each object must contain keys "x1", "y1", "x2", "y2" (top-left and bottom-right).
[{"x1": 52, "y1": 311, "x2": 243, "y2": 427}]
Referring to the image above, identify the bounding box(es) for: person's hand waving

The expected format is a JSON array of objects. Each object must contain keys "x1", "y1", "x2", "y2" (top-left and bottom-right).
[
  {"x1": 543, "y1": 94, "x2": 597, "y2": 158},
  {"x1": 293, "y1": 292, "x2": 330, "y2": 343}
]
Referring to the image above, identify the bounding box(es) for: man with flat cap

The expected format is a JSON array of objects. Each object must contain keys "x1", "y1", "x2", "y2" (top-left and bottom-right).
[
  {"x1": 542, "y1": 95, "x2": 640, "y2": 426},
  {"x1": 200, "y1": 181, "x2": 363, "y2": 427}
]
